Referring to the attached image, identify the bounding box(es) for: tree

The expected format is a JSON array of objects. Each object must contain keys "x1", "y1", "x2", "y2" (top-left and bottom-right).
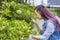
[
  {"x1": 20, "y1": 0, "x2": 24, "y2": 4},
  {"x1": 0, "y1": 0, "x2": 2, "y2": 9},
  {"x1": 0, "y1": 0, "x2": 2, "y2": 14},
  {"x1": 25, "y1": 0, "x2": 27, "y2": 3},
  {"x1": 7, "y1": 0, "x2": 10, "y2": 2}
]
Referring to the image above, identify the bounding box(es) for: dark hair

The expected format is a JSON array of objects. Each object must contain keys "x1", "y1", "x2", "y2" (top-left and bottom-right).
[{"x1": 35, "y1": 5, "x2": 60, "y2": 33}]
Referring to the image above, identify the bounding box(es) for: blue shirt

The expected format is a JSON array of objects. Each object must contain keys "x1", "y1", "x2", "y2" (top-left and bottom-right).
[{"x1": 40, "y1": 19, "x2": 60, "y2": 40}]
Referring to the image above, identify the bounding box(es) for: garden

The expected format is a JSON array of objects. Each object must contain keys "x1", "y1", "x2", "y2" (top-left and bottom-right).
[{"x1": 0, "y1": 0, "x2": 59, "y2": 40}]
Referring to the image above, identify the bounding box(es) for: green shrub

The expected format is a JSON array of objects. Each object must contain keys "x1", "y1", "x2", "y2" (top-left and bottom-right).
[
  {"x1": 1, "y1": 1, "x2": 36, "y2": 23},
  {"x1": 0, "y1": 1, "x2": 37, "y2": 40},
  {"x1": 0, "y1": 16, "x2": 38, "y2": 40}
]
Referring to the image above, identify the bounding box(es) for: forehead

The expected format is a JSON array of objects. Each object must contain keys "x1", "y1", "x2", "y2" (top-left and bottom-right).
[
  {"x1": 35, "y1": 10, "x2": 38, "y2": 14},
  {"x1": 35, "y1": 10, "x2": 36, "y2": 12},
  {"x1": 35, "y1": 10, "x2": 41, "y2": 13}
]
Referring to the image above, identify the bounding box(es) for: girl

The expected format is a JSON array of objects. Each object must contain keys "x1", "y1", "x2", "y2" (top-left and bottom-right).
[{"x1": 30, "y1": 5, "x2": 60, "y2": 40}]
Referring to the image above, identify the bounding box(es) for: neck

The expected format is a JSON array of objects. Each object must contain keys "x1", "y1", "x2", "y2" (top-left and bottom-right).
[{"x1": 43, "y1": 18, "x2": 48, "y2": 21}]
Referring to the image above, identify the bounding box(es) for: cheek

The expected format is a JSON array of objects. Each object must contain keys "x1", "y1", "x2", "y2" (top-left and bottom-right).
[
  {"x1": 39, "y1": 15, "x2": 42, "y2": 19},
  {"x1": 37, "y1": 14, "x2": 42, "y2": 19},
  {"x1": 35, "y1": 11, "x2": 42, "y2": 19}
]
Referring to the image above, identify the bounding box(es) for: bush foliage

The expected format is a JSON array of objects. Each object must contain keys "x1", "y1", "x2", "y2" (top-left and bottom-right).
[{"x1": 0, "y1": 1, "x2": 37, "y2": 40}]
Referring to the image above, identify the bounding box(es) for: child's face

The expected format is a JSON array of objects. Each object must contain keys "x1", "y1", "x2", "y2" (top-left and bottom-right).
[{"x1": 35, "y1": 10, "x2": 42, "y2": 20}]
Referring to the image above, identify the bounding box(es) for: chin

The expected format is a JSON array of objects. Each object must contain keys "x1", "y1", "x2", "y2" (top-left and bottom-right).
[{"x1": 38, "y1": 18, "x2": 42, "y2": 20}]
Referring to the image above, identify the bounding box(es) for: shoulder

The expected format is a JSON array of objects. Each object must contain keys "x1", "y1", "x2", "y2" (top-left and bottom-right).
[
  {"x1": 45, "y1": 19, "x2": 56, "y2": 28},
  {"x1": 45, "y1": 19, "x2": 54, "y2": 24},
  {"x1": 44, "y1": 19, "x2": 55, "y2": 27},
  {"x1": 45, "y1": 20, "x2": 55, "y2": 30}
]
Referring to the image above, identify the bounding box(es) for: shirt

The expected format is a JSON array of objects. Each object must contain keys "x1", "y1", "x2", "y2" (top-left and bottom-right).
[{"x1": 39, "y1": 19, "x2": 60, "y2": 40}]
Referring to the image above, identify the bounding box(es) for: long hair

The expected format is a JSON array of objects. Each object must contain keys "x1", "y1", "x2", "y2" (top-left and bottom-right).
[{"x1": 35, "y1": 5, "x2": 60, "y2": 32}]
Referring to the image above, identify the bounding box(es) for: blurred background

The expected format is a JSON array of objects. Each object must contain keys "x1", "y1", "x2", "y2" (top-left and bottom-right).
[{"x1": 0, "y1": 0, "x2": 60, "y2": 40}]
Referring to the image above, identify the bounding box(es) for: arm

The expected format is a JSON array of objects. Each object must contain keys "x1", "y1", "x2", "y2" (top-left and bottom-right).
[
  {"x1": 31, "y1": 18, "x2": 41, "y2": 32},
  {"x1": 34, "y1": 23, "x2": 41, "y2": 32},
  {"x1": 32, "y1": 22, "x2": 55, "y2": 40}
]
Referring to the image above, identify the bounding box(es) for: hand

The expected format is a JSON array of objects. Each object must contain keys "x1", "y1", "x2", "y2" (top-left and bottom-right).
[
  {"x1": 30, "y1": 18, "x2": 36, "y2": 24},
  {"x1": 29, "y1": 35, "x2": 35, "y2": 39},
  {"x1": 29, "y1": 35, "x2": 40, "y2": 40}
]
